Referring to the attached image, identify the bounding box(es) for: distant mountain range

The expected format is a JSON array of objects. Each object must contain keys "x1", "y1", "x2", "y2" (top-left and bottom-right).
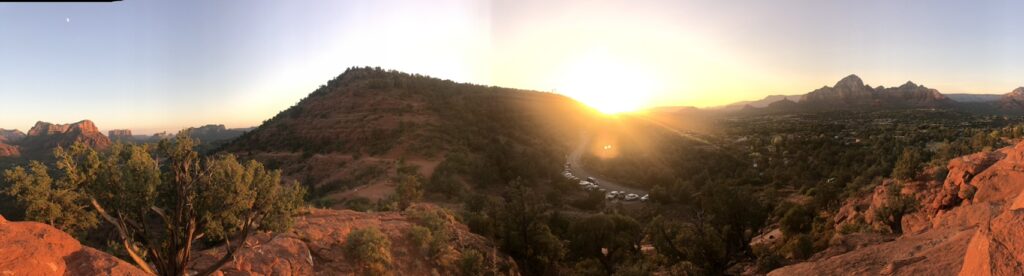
[
  {"x1": 108, "y1": 124, "x2": 254, "y2": 145},
  {"x1": 0, "y1": 120, "x2": 112, "y2": 159},
  {"x1": 660, "y1": 74, "x2": 1024, "y2": 115},
  {"x1": 1, "y1": 122, "x2": 253, "y2": 159}
]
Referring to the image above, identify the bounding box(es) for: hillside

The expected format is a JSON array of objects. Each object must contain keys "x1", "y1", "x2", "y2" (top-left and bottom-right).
[
  {"x1": 191, "y1": 205, "x2": 517, "y2": 275},
  {"x1": 222, "y1": 67, "x2": 597, "y2": 206}
]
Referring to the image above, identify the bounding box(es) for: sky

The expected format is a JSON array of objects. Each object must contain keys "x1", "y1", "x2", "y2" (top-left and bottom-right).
[{"x1": 2, "y1": 0, "x2": 1024, "y2": 133}]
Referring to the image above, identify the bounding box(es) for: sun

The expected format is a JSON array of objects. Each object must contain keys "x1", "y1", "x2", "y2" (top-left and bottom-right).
[{"x1": 557, "y1": 53, "x2": 659, "y2": 114}]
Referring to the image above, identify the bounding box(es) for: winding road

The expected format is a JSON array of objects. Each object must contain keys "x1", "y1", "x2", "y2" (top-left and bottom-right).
[
  {"x1": 567, "y1": 134, "x2": 647, "y2": 195},
  {"x1": 566, "y1": 114, "x2": 741, "y2": 197}
]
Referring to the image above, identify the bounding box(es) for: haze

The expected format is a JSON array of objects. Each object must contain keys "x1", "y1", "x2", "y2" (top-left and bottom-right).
[{"x1": 2, "y1": 0, "x2": 1024, "y2": 133}]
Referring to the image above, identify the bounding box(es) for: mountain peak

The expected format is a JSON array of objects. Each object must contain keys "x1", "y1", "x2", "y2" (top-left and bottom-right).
[
  {"x1": 835, "y1": 74, "x2": 864, "y2": 88},
  {"x1": 1011, "y1": 87, "x2": 1024, "y2": 96},
  {"x1": 901, "y1": 81, "x2": 919, "y2": 88}
]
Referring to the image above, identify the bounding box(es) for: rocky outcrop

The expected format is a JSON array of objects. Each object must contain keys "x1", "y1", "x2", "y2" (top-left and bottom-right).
[
  {"x1": 18, "y1": 120, "x2": 112, "y2": 158},
  {"x1": 108, "y1": 129, "x2": 133, "y2": 141},
  {"x1": 995, "y1": 87, "x2": 1024, "y2": 113},
  {"x1": 182, "y1": 124, "x2": 252, "y2": 143},
  {"x1": 194, "y1": 205, "x2": 518, "y2": 275},
  {"x1": 0, "y1": 129, "x2": 25, "y2": 143},
  {"x1": 0, "y1": 215, "x2": 147, "y2": 275},
  {"x1": 772, "y1": 141, "x2": 1024, "y2": 276},
  {"x1": 0, "y1": 142, "x2": 18, "y2": 157}
]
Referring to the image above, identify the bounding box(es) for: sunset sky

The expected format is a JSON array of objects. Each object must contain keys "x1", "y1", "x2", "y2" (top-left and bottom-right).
[{"x1": 2, "y1": 0, "x2": 1024, "y2": 133}]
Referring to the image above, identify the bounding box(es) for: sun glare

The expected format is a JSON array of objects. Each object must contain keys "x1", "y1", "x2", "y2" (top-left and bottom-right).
[{"x1": 558, "y1": 53, "x2": 659, "y2": 114}]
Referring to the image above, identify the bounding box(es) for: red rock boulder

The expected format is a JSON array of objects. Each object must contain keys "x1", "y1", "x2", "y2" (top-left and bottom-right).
[{"x1": 0, "y1": 215, "x2": 148, "y2": 275}]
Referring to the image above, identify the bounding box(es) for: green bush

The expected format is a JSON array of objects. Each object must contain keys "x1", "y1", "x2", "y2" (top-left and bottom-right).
[
  {"x1": 458, "y1": 249, "x2": 486, "y2": 276},
  {"x1": 345, "y1": 227, "x2": 392, "y2": 275}
]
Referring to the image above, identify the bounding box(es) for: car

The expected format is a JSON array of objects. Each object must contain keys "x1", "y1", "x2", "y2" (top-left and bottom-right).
[
  {"x1": 640, "y1": 194, "x2": 649, "y2": 201},
  {"x1": 624, "y1": 193, "x2": 639, "y2": 201},
  {"x1": 579, "y1": 180, "x2": 592, "y2": 186},
  {"x1": 605, "y1": 193, "x2": 616, "y2": 200},
  {"x1": 586, "y1": 177, "x2": 598, "y2": 184}
]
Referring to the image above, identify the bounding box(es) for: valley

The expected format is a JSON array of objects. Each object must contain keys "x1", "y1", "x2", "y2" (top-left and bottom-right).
[
  {"x1": 5, "y1": 69, "x2": 1024, "y2": 275},
  {"x1": 5, "y1": 1, "x2": 1024, "y2": 275}
]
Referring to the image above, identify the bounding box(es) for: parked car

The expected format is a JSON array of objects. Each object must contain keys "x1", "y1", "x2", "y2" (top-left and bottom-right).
[
  {"x1": 605, "y1": 193, "x2": 617, "y2": 200},
  {"x1": 624, "y1": 193, "x2": 640, "y2": 201},
  {"x1": 586, "y1": 177, "x2": 598, "y2": 184},
  {"x1": 640, "y1": 194, "x2": 650, "y2": 201},
  {"x1": 579, "y1": 180, "x2": 592, "y2": 186}
]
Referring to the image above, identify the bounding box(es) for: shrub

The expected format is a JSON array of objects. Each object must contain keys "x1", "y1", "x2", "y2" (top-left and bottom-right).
[
  {"x1": 345, "y1": 227, "x2": 392, "y2": 275},
  {"x1": 780, "y1": 205, "x2": 813, "y2": 235},
  {"x1": 782, "y1": 234, "x2": 814, "y2": 260},
  {"x1": 407, "y1": 225, "x2": 433, "y2": 254},
  {"x1": 458, "y1": 249, "x2": 486, "y2": 276}
]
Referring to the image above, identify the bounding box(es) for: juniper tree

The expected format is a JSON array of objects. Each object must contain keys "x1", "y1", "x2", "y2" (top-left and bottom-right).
[{"x1": 2, "y1": 134, "x2": 305, "y2": 276}]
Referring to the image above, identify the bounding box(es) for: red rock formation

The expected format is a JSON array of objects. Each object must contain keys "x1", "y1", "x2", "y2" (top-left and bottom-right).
[
  {"x1": 799, "y1": 74, "x2": 954, "y2": 110},
  {"x1": 18, "y1": 120, "x2": 112, "y2": 158},
  {"x1": 108, "y1": 129, "x2": 133, "y2": 141},
  {"x1": 772, "y1": 141, "x2": 1024, "y2": 275},
  {"x1": 0, "y1": 215, "x2": 147, "y2": 275},
  {"x1": 0, "y1": 129, "x2": 25, "y2": 143},
  {"x1": 0, "y1": 142, "x2": 18, "y2": 157}
]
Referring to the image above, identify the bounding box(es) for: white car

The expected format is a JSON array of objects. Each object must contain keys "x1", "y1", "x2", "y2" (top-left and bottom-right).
[
  {"x1": 579, "y1": 180, "x2": 592, "y2": 186},
  {"x1": 640, "y1": 194, "x2": 650, "y2": 201},
  {"x1": 605, "y1": 193, "x2": 617, "y2": 200},
  {"x1": 624, "y1": 193, "x2": 640, "y2": 201}
]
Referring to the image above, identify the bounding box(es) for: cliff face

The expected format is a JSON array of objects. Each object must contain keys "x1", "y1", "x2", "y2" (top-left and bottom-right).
[
  {"x1": 771, "y1": 141, "x2": 1024, "y2": 276},
  {"x1": 107, "y1": 129, "x2": 133, "y2": 141},
  {"x1": 18, "y1": 120, "x2": 112, "y2": 158}
]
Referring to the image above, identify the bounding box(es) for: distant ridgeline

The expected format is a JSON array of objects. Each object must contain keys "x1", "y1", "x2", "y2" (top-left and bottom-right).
[{"x1": 683, "y1": 74, "x2": 1024, "y2": 116}]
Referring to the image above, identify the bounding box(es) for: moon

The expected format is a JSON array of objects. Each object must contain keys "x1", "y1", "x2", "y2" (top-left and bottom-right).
[{"x1": 66, "y1": 17, "x2": 70, "y2": 23}]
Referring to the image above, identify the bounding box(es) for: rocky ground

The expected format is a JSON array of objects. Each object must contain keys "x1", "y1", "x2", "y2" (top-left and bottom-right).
[
  {"x1": 0, "y1": 204, "x2": 514, "y2": 276},
  {"x1": 193, "y1": 204, "x2": 517, "y2": 275},
  {"x1": 770, "y1": 141, "x2": 1024, "y2": 276}
]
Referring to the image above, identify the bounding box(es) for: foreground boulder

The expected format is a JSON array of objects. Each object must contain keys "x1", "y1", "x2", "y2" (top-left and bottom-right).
[
  {"x1": 0, "y1": 215, "x2": 147, "y2": 275},
  {"x1": 772, "y1": 142, "x2": 1024, "y2": 276}
]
